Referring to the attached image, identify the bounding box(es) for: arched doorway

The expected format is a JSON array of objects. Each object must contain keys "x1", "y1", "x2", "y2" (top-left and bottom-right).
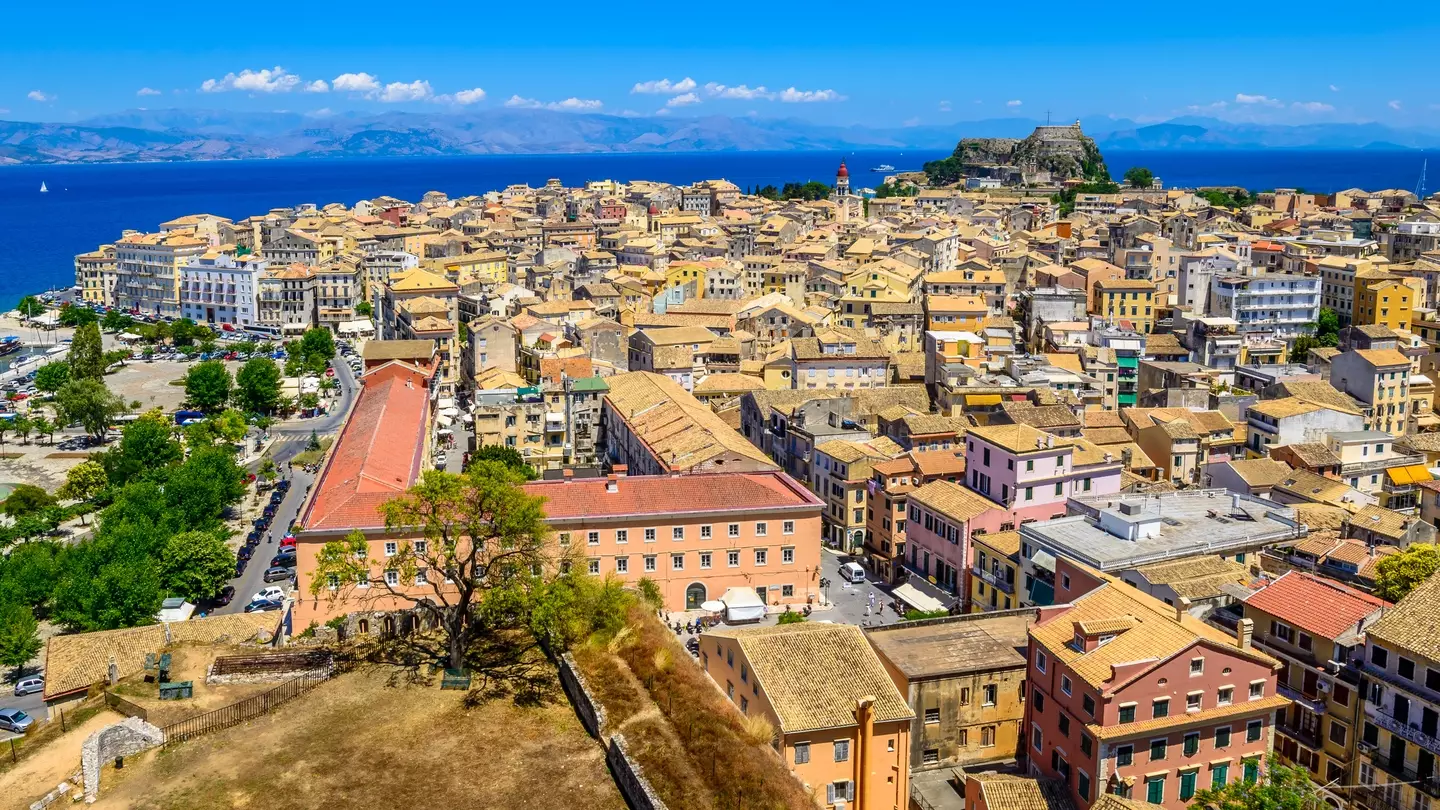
[{"x1": 685, "y1": 582, "x2": 707, "y2": 610}]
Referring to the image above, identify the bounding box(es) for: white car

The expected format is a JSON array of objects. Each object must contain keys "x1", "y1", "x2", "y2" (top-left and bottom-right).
[
  {"x1": 838, "y1": 561, "x2": 867, "y2": 584},
  {"x1": 252, "y1": 586, "x2": 286, "y2": 603}
]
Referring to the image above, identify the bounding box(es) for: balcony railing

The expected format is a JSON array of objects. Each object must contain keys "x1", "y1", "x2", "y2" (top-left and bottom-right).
[
  {"x1": 1357, "y1": 751, "x2": 1440, "y2": 799},
  {"x1": 972, "y1": 566, "x2": 1016, "y2": 595},
  {"x1": 1340, "y1": 454, "x2": 1426, "y2": 475},
  {"x1": 1366, "y1": 703, "x2": 1440, "y2": 752}
]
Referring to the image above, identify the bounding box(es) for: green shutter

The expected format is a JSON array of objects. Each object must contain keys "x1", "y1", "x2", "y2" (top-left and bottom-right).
[
  {"x1": 1146, "y1": 777, "x2": 1165, "y2": 804},
  {"x1": 1212, "y1": 764, "x2": 1229, "y2": 789},
  {"x1": 1243, "y1": 760, "x2": 1259, "y2": 783},
  {"x1": 1180, "y1": 771, "x2": 1197, "y2": 801}
]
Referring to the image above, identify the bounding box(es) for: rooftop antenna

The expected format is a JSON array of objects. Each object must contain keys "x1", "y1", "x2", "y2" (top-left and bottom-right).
[
  {"x1": 1416, "y1": 159, "x2": 1428, "y2": 200},
  {"x1": 1045, "y1": 110, "x2": 1052, "y2": 126}
]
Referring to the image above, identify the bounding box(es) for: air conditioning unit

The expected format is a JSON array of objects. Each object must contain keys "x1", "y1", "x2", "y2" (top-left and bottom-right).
[{"x1": 1317, "y1": 681, "x2": 1331, "y2": 693}]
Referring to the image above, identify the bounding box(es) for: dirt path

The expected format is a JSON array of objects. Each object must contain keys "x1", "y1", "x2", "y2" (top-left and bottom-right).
[{"x1": 0, "y1": 709, "x2": 123, "y2": 810}]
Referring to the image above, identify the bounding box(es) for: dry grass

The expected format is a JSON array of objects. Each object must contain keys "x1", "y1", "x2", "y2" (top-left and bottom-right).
[
  {"x1": 107, "y1": 645, "x2": 279, "y2": 727},
  {"x1": 87, "y1": 667, "x2": 625, "y2": 810}
]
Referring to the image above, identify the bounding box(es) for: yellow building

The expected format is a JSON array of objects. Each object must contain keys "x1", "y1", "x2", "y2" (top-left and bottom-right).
[
  {"x1": 924, "y1": 295, "x2": 988, "y2": 331},
  {"x1": 1094, "y1": 278, "x2": 1157, "y2": 334},
  {"x1": 812, "y1": 437, "x2": 903, "y2": 553},
  {"x1": 74, "y1": 245, "x2": 116, "y2": 307},
  {"x1": 1353, "y1": 275, "x2": 1414, "y2": 331},
  {"x1": 969, "y1": 530, "x2": 1021, "y2": 613}
]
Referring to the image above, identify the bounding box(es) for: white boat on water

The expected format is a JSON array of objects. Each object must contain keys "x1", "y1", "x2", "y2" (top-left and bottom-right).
[
  {"x1": 39, "y1": 182, "x2": 48, "y2": 193},
  {"x1": 870, "y1": 164, "x2": 895, "y2": 172}
]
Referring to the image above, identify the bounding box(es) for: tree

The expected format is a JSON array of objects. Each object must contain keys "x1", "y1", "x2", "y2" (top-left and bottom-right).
[
  {"x1": 299, "y1": 392, "x2": 321, "y2": 411},
  {"x1": 15, "y1": 296, "x2": 44, "y2": 321},
  {"x1": 776, "y1": 610, "x2": 807, "y2": 625},
  {"x1": 101, "y1": 310, "x2": 133, "y2": 333},
  {"x1": 1374, "y1": 543, "x2": 1440, "y2": 602},
  {"x1": 1316, "y1": 307, "x2": 1340, "y2": 347},
  {"x1": 184, "y1": 409, "x2": 248, "y2": 447},
  {"x1": 1123, "y1": 167, "x2": 1155, "y2": 189},
  {"x1": 310, "y1": 462, "x2": 553, "y2": 671},
  {"x1": 69, "y1": 322, "x2": 106, "y2": 381},
  {"x1": 297, "y1": 327, "x2": 336, "y2": 374},
  {"x1": 29, "y1": 414, "x2": 54, "y2": 446},
  {"x1": 12, "y1": 414, "x2": 32, "y2": 445},
  {"x1": 1288, "y1": 335, "x2": 1321, "y2": 364},
  {"x1": 55, "y1": 379, "x2": 125, "y2": 440},
  {"x1": 101, "y1": 412, "x2": 182, "y2": 486},
  {"x1": 184, "y1": 360, "x2": 233, "y2": 413},
  {"x1": 1188, "y1": 764, "x2": 1316, "y2": 810},
  {"x1": 0, "y1": 542, "x2": 61, "y2": 609},
  {"x1": 2, "y1": 484, "x2": 56, "y2": 518},
  {"x1": 235, "y1": 357, "x2": 283, "y2": 414},
  {"x1": 34, "y1": 361, "x2": 71, "y2": 393},
  {"x1": 58, "y1": 305, "x2": 97, "y2": 328},
  {"x1": 170, "y1": 317, "x2": 200, "y2": 347},
  {"x1": 355, "y1": 300, "x2": 373, "y2": 317},
  {"x1": 307, "y1": 430, "x2": 322, "y2": 452},
  {"x1": 51, "y1": 555, "x2": 163, "y2": 632},
  {"x1": 58, "y1": 460, "x2": 108, "y2": 524},
  {"x1": 0, "y1": 603, "x2": 42, "y2": 674},
  {"x1": 160, "y1": 530, "x2": 236, "y2": 601},
  {"x1": 469, "y1": 445, "x2": 539, "y2": 480},
  {"x1": 162, "y1": 446, "x2": 246, "y2": 528}
]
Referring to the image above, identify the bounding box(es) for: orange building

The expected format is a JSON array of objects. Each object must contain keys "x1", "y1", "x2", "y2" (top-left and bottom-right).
[{"x1": 702, "y1": 622, "x2": 914, "y2": 810}]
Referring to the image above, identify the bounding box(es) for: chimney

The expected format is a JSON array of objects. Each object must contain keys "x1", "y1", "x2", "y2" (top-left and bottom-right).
[
  {"x1": 1175, "y1": 596, "x2": 1191, "y2": 622},
  {"x1": 613, "y1": 464, "x2": 628, "y2": 478},
  {"x1": 1046, "y1": 434, "x2": 1055, "y2": 449},
  {"x1": 605, "y1": 474, "x2": 619, "y2": 493},
  {"x1": 1236, "y1": 617, "x2": 1253, "y2": 651},
  {"x1": 854, "y1": 696, "x2": 875, "y2": 805},
  {"x1": 562, "y1": 468, "x2": 574, "y2": 481},
  {"x1": 1231, "y1": 493, "x2": 1242, "y2": 512}
]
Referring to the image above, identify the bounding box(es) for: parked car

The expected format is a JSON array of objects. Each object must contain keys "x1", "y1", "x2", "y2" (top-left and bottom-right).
[
  {"x1": 0, "y1": 708, "x2": 34, "y2": 733},
  {"x1": 237, "y1": 546, "x2": 254, "y2": 561},
  {"x1": 253, "y1": 586, "x2": 286, "y2": 602},
  {"x1": 13, "y1": 676, "x2": 44, "y2": 697},
  {"x1": 243, "y1": 598, "x2": 283, "y2": 613},
  {"x1": 279, "y1": 535, "x2": 297, "y2": 549},
  {"x1": 212, "y1": 586, "x2": 236, "y2": 607},
  {"x1": 270, "y1": 553, "x2": 296, "y2": 569},
  {"x1": 235, "y1": 558, "x2": 248, "y2": 577},
  {"x1": 838, "y1": 561, "x2": 867, "y2": 584}
]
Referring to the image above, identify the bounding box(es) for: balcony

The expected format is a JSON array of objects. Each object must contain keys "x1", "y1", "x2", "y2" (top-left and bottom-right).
[
  {"x1": 1367, "y1": 704, "x2": 1440, "y2": 752},
  {"x1": 1340, "y1": 454, "x2": 1425, "y2": 476},
  {"x1": 1357, "y1": 751, "x2": 1440, "y2": 800},
  {"x1": 972, "y1": 566, "x2": 1016, "y2": 595},
  {"x1": 1275, "y1": 682, "x2": 1328, "y2": 715},
  {"x1": 1276, "y1": 717, "x2": 1324, "y2": 750}
]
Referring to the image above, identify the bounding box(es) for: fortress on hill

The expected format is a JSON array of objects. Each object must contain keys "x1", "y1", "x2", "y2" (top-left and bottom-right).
[{"x1": 951, "y1": 120, "x2": 1110, "y2": 186}]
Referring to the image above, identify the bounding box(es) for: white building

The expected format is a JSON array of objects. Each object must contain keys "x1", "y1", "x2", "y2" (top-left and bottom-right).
[
  {"x1": 179, "y1": 253, "x2": 268, "y2": 329},
  {"x1": 1208, "y1": 273, "x2": 1320, "y2": 340}
]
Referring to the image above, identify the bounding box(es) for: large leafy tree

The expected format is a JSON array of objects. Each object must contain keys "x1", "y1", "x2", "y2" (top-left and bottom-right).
[
  {"x1": 34, "y1": 361, "x2": 71, "y2": 392},
  {"x1": 69, "y1": 322, "x2": 106, "y2": 381},
  {"x1": 184, "y1": 409, "x2": 248, "y2": 447},
  {"x1": 100, "y1": 310, "x2": 133, "y2": 333},
  {"x1": 160, "y1": 530, "x2": 236, "y2": 601},
  {"x1": 184, "y1": 359, "x2": 233, "y2": 413},
  {"x1": 2, "y1": 483, "x2": 56, "y2": 518},
  {"x1": 469, "y1": 445, "x2": 539, "y2": 480},
  {"x1": 102, "y1": 413, "x2": 182, "y2": 486},
  {"x1": 235, "y1": 357, "x2": 283, "y2": 414},
  {"x1": 1123, "y1": 166, "x2": 1155, "y2": 189},
  {"x1": 1374, "y1": 543, "x2": 1440, "y2": 602},
  {"x1": 309, "y1": 461, "x2": 554, "y2": 670},
  {"x1": 163, "y1": 446, "x2": 246, "y2": 529},
  {"x1": 55, "y1": 378, "x2": 124, "y2": 440},
  {"x1": 52, "y1": 555, "x2": 163, "y2": 632},
  {"x1": 1188, "y1": 764, "x2": 1316, "y2": 810},
  {"x1": 169, "y1": 317, "x2": 200, "y2": 347},
  {"x1": 58, "y1": 460, "x2": 108, "y2": 523},
  {"x1": 58, "y1": 305, "x2": 98, "y2": 328},
  {"x1": 0, "y1": 602, "x2": 42, "y2": 674},
  {"x1": 15, "y1": 296, "x2": 44, "y2": 321},
  {"x1": 0, "y1": 542, "x2": 61, "y2": 609}
]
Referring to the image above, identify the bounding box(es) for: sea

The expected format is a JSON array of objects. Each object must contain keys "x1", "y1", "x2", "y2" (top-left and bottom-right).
[{"x1": 0, "y1": 148, "x2": 1432, "y2": 311}]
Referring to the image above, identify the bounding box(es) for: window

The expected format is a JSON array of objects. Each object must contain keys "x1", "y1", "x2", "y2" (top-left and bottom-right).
[
  {"x1": 1152, "y1": 698, "x2": 1170, "y2": 719},
  {"x1": 983, "y1": 684, "x2": 997, "y2": 706},
  {"x1": 673, "y1": 526, "x2": 685, "y2": 540},
  {"x1": 615, "y1": 557, "x2": 629, "y2": 574},
  {"x1": 1082, "y1": 695, "x2": 1096, "y2": 717},
  {"x1": 1146, "y1": 776, "x2": 1165, "y2": 805},
  {"x1": 794, "y1": 743, "x2": 809, "y2": 764},
  {"x1": 1059, "y1": 715, "x2": 1071, "y2": 737},
  {"x1": 1061, "y1": 675, "x2": 1073, "y2": 696},
  {"x1": 782, "y1": 547, "x2": 794, "y2": 564},
  {"x1": 1218, "y1": 687, "x2": 1234, "y2": 705},
  {"x1": 1184, "y1": 732, "x2": 1200, "y2": 756},
  {"x1": 1036, "y1": 650, "x2": 1047, "y2": 673},
  {"x1": 1150, "y1": 739, "x2": 1167, "y2": 761},
  {"x1": 557, "y1": 532, "x2": 571, "y2": 546},
  {"x1": 1119, "y1": 704, "x2": 1136, "y2": 724},
  {"x1": 924, "y1": 708, "x2": 940, "y2": 724},
  {"x1": 783, "y1": 520, "x2": 795, "y2": 535},
  {"x1": 755, "y1": 549, "x2": 768, "y2": 566},
  {"x1": 834, "y1": 740, "x2": 850, "y2": 762},
  {"x1": 727, "y1": 550, "x2": 740, "y2": 567},
  {"x1": 922, "y1": 749, "x2": 940, "y2": 765},
  {"x1": 700, "y1": 525, "x2": 712, "y2": 539},
  {"x1": 1246, "y1": 719, "x2": 1262, "y2": 742},
  {"x1": 384, "y1": 541, "x2": 397, "y2": 557},
  {"x1": 1190, "y1": 657, "x2": 1204, "y2": 675},
  {"x1": 1400, "y1": 658, "x2": 1416, "y2": 680},
  {"x1": 644, "y1": 528, "x2": 656, "y2": 542},
  {"x1": 1215, "y1": 726, "x2": 1231, "y2": 747},
  {"x1": 642, "y1": 555, "x2": 656, "y2": 572},
  {"x1": 728, "y1": 523, "x2": 740, "y2": 538},
  {"x1": 1243, "y1": 760, "x2": 1259, "y2": 784},
  {"x1": 1078, "y1": 772, "x2": 1091, "y2": 801},
  {"x1": 413, "y1": 540, "x2": 426, "y2": 554},
  {"x1": 588, "y1": 531, "x2": 600, "y2": 546},
  {"x1": 671, "y1": 554, "x2": 684, "y2": 570},
  {"x1": 1116, "y1": 745, "x2": 1133, "y2": 766},
  {"x1": 1179, "y1": 771, "x2": 1198, "y2": 802},
  {"x1": 588, "y1": 558, "x2": 600, "y2": 575},
  {"x1": 700, "y1": 552, "x2": 712, "y2": 569},
  {"x1": 782, "y1": 584, "x2": 794, "y2": 597},
  {"x1": 740, "y1": 696, "x2": 748, "y2": 712},
  {"x1": 1032, "y1": 725, "x2": 1043, "y2": 752},
  {"x1": 981, "y1": 726, "x2": 996, "y2": 747},
  {"x1": 1032, "y1": 689, "x2": 1044, "y2": 712},
  {"x1": 755, "y1": 522, "x2": 768, "y2": 536},
  {"x1": 616, "y1": 529, "x2": 628, "y2": 544},
  {"x1": 1249, "y1": 681, "x2": 1264, "y2": 699},
  {"x1": 827, "y1": 782, "x2": 855, "y2": 804},
  {"x1": 1372, "y1": 646, "x2": 1389, "y2": 668},
  {"x1": 1187, "y1": 692, "x2": 1203, "y2": 711},
  {"x1": 1329, "y1": 720, "x2": 1348, "y2": 747},
  {"x1": 1211, "y1": 763, "x2": 1229, "y2": 788},
  {"x1": 384, "y1": 569, "x2": 399, "y2": 586}
]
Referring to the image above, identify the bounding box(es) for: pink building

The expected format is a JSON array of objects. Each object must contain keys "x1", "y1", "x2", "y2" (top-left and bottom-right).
[
  {"x1": 903, "y1": 480, "x2": 1005, "y2": 596},
  {"x1": 963, "y1": 424, "x2": 1123, "y2": 524},
  {"x1": 1025, "y1": 559, "x2": 1285, "y2": 810}
]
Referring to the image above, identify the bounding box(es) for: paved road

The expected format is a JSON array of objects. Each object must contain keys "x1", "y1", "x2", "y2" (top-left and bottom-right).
[{"x1": 0, "y1": 685, "x2": 46, "y2": 741}]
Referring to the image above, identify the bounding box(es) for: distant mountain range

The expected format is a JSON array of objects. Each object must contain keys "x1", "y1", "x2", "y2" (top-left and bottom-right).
[{"x1": 2, "y1": 109, "x2": 1439, "y2": 165}]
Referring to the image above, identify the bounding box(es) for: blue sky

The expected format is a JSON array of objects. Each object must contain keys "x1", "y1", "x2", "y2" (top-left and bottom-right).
[{"x1": 4, "y1": 0, "x2": 1438, "y2": 128}]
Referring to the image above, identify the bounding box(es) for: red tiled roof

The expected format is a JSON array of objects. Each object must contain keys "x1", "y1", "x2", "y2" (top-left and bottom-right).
[
  {"x1": 524, "y1": 471, "x2": 821, "y2": 521},
  {"x1": 539, "y1": 356, "x2": 594, "y2": 385},
  {"x1": 1243, "y1": 571, "x2": 1387, "y2": 640},
  {"x1": 302, "y1": 364, "x2": 431, "y2": 531}
]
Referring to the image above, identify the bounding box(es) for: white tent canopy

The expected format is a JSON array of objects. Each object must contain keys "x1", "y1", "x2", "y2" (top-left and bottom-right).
[
  {"x1": 337, "y1": 319, "x2": 374, "y2": 336},
  {"x1": 719, "y1": 587, "x2": 766, "y2": 623},
  {"x1": 892, "y1": 583, "x2": 944, "y2": 614}
]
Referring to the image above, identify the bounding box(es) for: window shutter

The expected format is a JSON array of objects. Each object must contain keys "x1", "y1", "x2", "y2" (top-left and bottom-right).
[
  {"x1": 827, "y1": 783, "x2": 836, "y2": 804},
  {"x1": 846, "y1": 781, "x2": 856, "y2": 801}
]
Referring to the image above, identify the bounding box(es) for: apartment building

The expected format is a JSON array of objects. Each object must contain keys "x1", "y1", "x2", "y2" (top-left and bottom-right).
[
  {"x1": 114, "y1": 231, "x2": 210, "y2": 317},
  {"x1": 864, "y1": 451, "x2": 967, "y2": 585},
  {"x1": 179, "y1": 252, "x2": 267, "y2": 329},
  {"x1": 600, "y1": 371, "x2": 778, "y2": 476},
  {"x1": 812, "y1": 437, "x2": 902, "y2": 553},
  {"x1": 74, "y1": 245, "x2": 116, "y2": 307},
  {"x1": 1354, "y1": 276, "x2": 1415, "y2": 332},
  {"x1": 702, "y1": 622, "x2": 913, "y2": 810},
  {"x1": 1027, "y1": 561, "x2": 1285, "y2": 810},
  {"x1": 1093, "y1": 278, "x2": 1157, "y2": 334},
  {"x1": 764, "y1": 330, "x2": 891, "y2": 391},
  {"x1": 971, "y1": 530, "x2": 1023, "y2": 614},
  {"x1": 962, "y1": 424, "x2": 1124, "y2": 524},
  {"x1": 1354, "y1": 571, "x2": 1440, "y2": 810},
  {"x1": 867, "y1": 610, "x2": 1038, "y2": 770},
  {"x1": 1332, "y1": 349, "x2": 1414, "y2": 437},
  {"x1": 314, "y1": 254, "x2": 364, "y2": 331},
  {"x1": 1208, "y1": 274, "x2": 1320, "y2": 341},
  {"x1": 903, "y1": 480, "x2": 1005, "y2": 598},
  {"x1": 256, "y1": 263, "x2": 316, "y2": 336}
]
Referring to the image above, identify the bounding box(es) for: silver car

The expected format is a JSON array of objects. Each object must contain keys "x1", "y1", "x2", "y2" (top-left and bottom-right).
[
  {"x1": 0, "y1": 708, "x2": 34, "y2": 734},
  {"x1": 13, "y1": 676, "x2": 43, "y2": 696}
]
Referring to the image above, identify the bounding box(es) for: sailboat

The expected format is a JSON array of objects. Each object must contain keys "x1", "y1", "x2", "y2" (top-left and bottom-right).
[{"x1": 39, "y1": 182, "x2": 48, "y2": 193}]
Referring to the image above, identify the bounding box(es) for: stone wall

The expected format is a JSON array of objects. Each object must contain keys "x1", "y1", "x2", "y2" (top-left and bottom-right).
[
  {"x1": 81, "y1": 717, "x2": 165, "y2": 801},
  {"x1": 607, "y1": 733, "x2": 669, "y2": 810},
  {"x1": 557, "y1": 652, "x2": 606, "y2": 739}
]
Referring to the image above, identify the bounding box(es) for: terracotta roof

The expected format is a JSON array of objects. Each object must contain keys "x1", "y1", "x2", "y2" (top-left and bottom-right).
[
  {"x1": 538, "y1": 356, "x2": 593, "y2": 384},
  {"x1": 605, "y1": 371, "x2": 775, "y2": 472},
  {"x1": 1367, "y1": 569, "x2": 1440, "y2": 664},
  {"x1": 362, "y1": 340, "x2": 436, "y2": 363},
  {"x1": 968, "y1": 773, "x2": 1076, "y2": 810},
  {"x1": 1283, "y1": 443, "x2": 1342, "y2": 468},
  {"x1": 974, "y1": 529, "x2": 1022, "y2": 556},
  {"x1": 1225, "y1": 458, "x2": 1294, "y2": 488},
  {"x1": 968, "y1": 423, "x2": 1063, "y2": 454},
  {"x1": 1349, "y1": 504, "x2": 1412, "y2": 539},
  {"x1": 865, "y1": 611, "x2": 1035, "y2": 680},
  {"x1": 1243, "y1": 571, "x2": 1386, "y2": 641},
  {"x1": 527, "y1": 471, "x2": 819, "y2": 522},
  {"x1": 301, "y1": 364, "x2": 431, "y2": 531},
  {"x1": 1087, "y1": 695, "x2": 1290, "y2": 741},
  {"x1": 704, "y1": 622, "x2": 913, "y2": 733},
  {"x1": 910, "y1": 480, "x2": 1005, "y2": 522}
]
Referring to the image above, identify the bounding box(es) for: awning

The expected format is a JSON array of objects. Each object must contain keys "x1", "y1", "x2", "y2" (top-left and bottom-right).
[
  {"x1": 1029, "y1": 578, "x2": 1055, "y2": 606},
  {"x1": 892, "y1": 583, "x2": 945, "y2": 613},
  {"x1": 1386, "y1": 464, "x2": 1433, "y2": 486},
  {"x1": 965, "y1": 394, "x2": 1001, "y2": 406},
  {"x1": 720, "y1": 587, "x2": 766, "y2": 622},
  {"x1": 1031, "y1": 549, "x2": 1058, "y2": 573}
]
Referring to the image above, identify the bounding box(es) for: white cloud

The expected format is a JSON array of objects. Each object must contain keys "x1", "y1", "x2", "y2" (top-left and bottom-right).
[
  {"x1": 666, "y1": 92, "x2": 701, "y2": 108},
  {"x1": 332, "y1": 72, "x2": 381, "y2": 93},
  {"x1": 505, "y1": 95, "x2": 601, "y2": 111},
  {"x1": 1006, "y1": 99, "x2": 1022, "y2": 107},
  {"x1": 1292, "y1": 101, "x2": 1335, "y2": 113},
  {"x1": 1389, "y1": 100, "x2": 1403, "y2": 111},
  {"x1": 1329, "y1": 84, "x2": 1341, "y2": 92},
  {"x1": 27, "y1": 90, "x2": 52, "y2": 102},
  {"x1": 938, "y1": 100, "x2": 952, "y2": 112},
  {"x1": 452, "y1": 87, "x2": 487, "y2": 105},
  {"x1": 200, "y1": 66, "x2": 300, "y2": 94},
  {"x1": 702, "y1": 82, "x2": 773, "y2": 100},
  {"x1": 377, "y1": 80, "x2": 434, "y2": 103},
  {"x1": 136, "y1": 87, "x2": 161, "y2": 97},
  {"x1": 778, "y1": 87, "x2": 845, "y2": 103},
  {"x1": 304, "y1": 80, "x2": 329, "y2": 93},
  {"x1": 1184, "y1": 101, "x2": 1229, "y2": 113},
  {"x1": 632, "y1": 77, "x2": 696, "y2": 94},
  {"x1": 1234, "y1": 93, "x2": 1282, "y2": 107}
]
